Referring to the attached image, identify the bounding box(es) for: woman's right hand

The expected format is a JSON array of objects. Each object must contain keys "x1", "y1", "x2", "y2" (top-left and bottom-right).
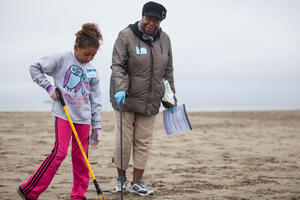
[{"x1": 114, "y1": 91, "x2": 126, "y2": 108}]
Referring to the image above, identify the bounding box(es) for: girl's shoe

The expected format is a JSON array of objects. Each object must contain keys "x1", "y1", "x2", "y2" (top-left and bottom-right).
[{"x1": 17, "y1": 186, "x2": 32, "y2": 200}]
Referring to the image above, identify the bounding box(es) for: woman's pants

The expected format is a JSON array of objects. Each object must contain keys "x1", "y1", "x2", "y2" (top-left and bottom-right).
[{"x1": 113, "y1": 109, "x2": 156, "y2": 170}]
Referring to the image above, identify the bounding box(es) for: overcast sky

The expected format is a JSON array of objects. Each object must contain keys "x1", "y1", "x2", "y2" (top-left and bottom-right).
[{"x1": 0, "y1": 0, "x2": 299, "y2": 111}]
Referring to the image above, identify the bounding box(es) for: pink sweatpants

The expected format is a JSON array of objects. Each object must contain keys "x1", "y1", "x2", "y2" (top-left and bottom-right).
[{"x1": 20, "y1": 117, "x2": 90, "y2": 200}]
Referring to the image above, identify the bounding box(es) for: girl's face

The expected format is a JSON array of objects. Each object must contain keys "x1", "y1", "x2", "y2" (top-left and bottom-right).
[
  {"x1": 141, "y1": 16, "x2": 161, "y2": 35},
  {"x1": 74, "y1": 44, "x2": 98, "y2": 64}
]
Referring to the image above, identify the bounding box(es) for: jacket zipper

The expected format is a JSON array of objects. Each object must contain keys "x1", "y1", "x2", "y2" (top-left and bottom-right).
[{"x1": 146, "y1": 46, "x2": 154, "y2": 114}]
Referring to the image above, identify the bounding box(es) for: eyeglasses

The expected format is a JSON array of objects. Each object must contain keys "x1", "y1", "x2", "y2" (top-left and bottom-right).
[{"x1": 144, "y1": 16, "x2": 161, "y2": 25}]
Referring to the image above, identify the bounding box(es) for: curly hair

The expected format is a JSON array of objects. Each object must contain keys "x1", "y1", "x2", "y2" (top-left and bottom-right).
[{"x1": 75, "y1": 23, "x2": 103, "y2": 49}]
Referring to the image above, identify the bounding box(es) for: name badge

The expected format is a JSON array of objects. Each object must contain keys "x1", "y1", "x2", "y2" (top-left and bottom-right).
[
  {"x1": 136, "y1": 46, "x2": 147, "y2": 54},
  {"x1": 86, "y1": 69, "x2": 98, "y2": 78}
]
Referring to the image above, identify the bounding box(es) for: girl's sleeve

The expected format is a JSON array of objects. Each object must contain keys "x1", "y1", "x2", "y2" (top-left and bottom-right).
[
  {"x1": 29, "y1": 53, "x2": 59, "y2": 90},
  {"x1": 89, "y1": 73, "x2": 102, "y2": 129}
]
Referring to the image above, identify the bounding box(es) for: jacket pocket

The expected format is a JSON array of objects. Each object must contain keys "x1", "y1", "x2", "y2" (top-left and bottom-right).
[{"x1": 129, "y1": 76, "x2": 150, "y2": 97}]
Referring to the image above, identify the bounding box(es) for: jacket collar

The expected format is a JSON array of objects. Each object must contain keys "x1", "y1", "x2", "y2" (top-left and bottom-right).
[{"x1": 128, "y1": 21, "x2": 161, "y2": 47}]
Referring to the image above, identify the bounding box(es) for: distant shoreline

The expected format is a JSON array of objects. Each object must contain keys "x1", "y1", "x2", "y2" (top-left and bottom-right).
[{"x1": 1, "y1": 109, "x2": 299, "y2": 113}]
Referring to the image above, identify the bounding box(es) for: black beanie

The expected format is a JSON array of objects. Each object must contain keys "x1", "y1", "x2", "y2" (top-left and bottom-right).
[{"x1": 142, "y1": 1, "x2": 167, "y2": 21}]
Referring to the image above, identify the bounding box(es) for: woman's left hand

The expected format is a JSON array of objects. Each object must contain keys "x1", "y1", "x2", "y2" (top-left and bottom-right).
[{"x1": 89, "y1": 128, "x2": 101, "y2": 146}]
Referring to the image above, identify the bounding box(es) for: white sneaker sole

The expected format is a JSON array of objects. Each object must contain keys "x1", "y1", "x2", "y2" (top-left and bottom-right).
[
  {"x1": 128, "y1": 188, "x2": 153, "y2": 196},
  {"x1": 112, "y1": 189, "x2": 127, "y2": 193}
]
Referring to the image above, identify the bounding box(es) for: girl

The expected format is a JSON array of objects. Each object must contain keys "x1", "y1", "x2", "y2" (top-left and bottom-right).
[{"x1": 18, "y1": 23, "x2": 103, "y2": 200}]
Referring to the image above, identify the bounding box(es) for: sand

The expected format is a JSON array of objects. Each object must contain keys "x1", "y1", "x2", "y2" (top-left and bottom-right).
[{"x1": 0, "y1": 110, "x2": 300, "y2": 200}]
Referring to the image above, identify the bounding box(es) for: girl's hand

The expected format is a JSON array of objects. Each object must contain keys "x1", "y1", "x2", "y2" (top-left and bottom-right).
[
  {"x1": 47, "y1": 85, "x2": 58, "y2": 100},
  {"x1": 90, "y1": 128, "x2": 101, "y2": 146}
]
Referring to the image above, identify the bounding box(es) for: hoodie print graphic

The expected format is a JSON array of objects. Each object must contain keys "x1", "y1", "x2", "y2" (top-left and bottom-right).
[
  {"x1": 63, "y1": 65, "x2": 90, "y2": 109},
  {"x1": 63, "y1": 65, "x2": 90, "y2": 95}
]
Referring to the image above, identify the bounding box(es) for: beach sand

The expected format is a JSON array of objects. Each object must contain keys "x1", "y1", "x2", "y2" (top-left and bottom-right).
[{"x1": 0, "y1": 110, "x2": 300, "y2": 200}]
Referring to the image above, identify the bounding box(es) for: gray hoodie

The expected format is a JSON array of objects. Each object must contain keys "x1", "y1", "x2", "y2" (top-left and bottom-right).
[{"x1": 30, "y1": 51, "x2": 102, "y2": 128}]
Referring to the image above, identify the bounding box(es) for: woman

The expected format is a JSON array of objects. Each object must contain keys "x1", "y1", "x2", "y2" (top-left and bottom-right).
[{"x1": 110, "y1": 1, "x2": 176, "y2": 196}]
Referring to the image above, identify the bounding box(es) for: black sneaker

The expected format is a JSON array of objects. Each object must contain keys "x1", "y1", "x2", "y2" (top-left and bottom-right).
[
  {"x1": 17, "y1": 186, "x2": 32, "y2": 200},
  {"x1": 112, "y1": 176, "x2": 128, "y2": 193},
  {"x1": 128, "y1": 179, "x2": 153, "y2": 196}
]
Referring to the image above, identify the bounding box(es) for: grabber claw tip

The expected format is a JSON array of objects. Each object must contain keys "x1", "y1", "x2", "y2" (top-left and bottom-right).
[{"x1": 98, "y1": 195, "x2": 106, "y2": 200}]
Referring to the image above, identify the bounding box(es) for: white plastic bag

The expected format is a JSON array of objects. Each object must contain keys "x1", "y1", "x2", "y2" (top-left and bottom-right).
[{"x1": 162, "y1": 79, "x2": 175, "y2": 105}]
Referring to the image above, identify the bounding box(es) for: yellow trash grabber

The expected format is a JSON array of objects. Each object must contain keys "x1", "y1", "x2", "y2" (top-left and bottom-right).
[{"x1": 55, "y1": 87, "x2": 105, "y2": 200}]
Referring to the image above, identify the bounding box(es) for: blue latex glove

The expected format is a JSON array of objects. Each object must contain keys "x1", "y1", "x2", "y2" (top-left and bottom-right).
[
  {"x1": 114, "y1": 91, "x2": 126, "y2": 108},
  {"x1": 89, "y1": 128, "x2": 101, "y2": 146},
  {"x1": 170, "y1": 107, "x2": 175, "y2": 113}
]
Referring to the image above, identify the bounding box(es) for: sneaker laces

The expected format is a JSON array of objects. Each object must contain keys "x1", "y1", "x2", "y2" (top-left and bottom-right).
[
  {"x1": 136, "y1": 178, "x2": 151, "y2": 190},
  {"x1": 116, "y1": 176, "x2": 127, "y2": 189},
  {"x1": 118, "y1": 176, "x2": 127, "y2": 183}
]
